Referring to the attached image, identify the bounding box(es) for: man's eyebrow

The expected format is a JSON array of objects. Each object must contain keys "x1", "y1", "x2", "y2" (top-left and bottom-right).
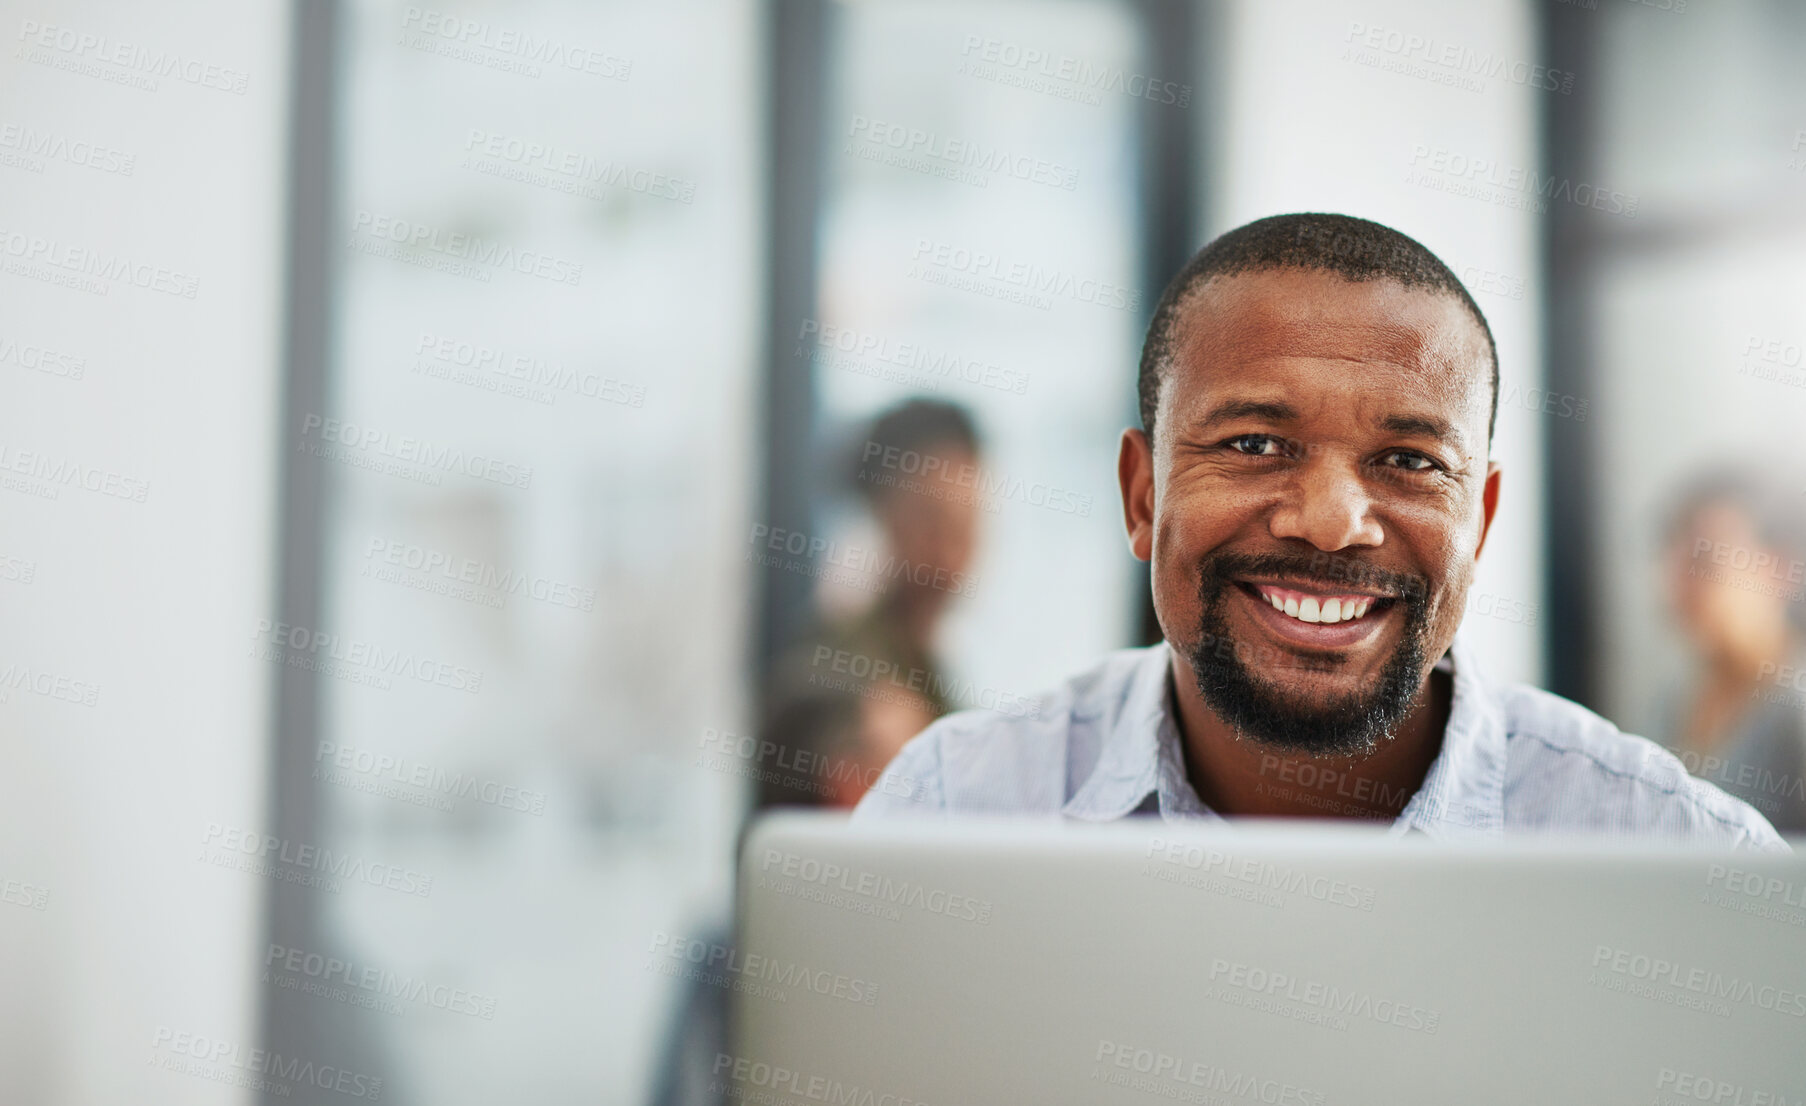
[
  {"x1": 1380, "y1": 413, "x2": 1455, "y2": 440},
  {"x1": 1198, "y1": 400, "x2": 1300, "y2": 428}
]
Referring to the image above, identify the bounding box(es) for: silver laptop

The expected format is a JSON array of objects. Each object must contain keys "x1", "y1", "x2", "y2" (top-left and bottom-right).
[{"x1": 727, "y1": 814, "x2": 1805, "y2": 1105}]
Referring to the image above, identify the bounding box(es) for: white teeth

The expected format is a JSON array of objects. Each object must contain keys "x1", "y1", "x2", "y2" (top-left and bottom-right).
[{"x1": 1259, "y1": 588, "x2": 1380, "y2": 625}]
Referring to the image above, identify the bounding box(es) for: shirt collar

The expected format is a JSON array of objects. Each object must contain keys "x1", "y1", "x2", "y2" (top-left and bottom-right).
[{"x1": 1061, "y1": 633, "x2": 1508, "y2": 838}]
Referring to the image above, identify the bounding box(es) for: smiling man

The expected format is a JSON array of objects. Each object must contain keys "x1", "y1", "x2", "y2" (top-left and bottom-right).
[{"x1": 854, "y1": 212, "x2": 1785, "y2": 849}]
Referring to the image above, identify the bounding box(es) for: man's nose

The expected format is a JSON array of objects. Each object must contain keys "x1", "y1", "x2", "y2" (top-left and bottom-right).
[{"x1": 1268, "y1": 460, "x2": 1385, "y2": 552}]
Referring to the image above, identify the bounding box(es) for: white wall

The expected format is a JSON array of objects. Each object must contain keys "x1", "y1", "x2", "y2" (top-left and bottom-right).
[
  {"x1": 1208, "y1": 0, "x2": 1547, "y2": 687},
  {"x1": 0, "y1": 3, "x2": 287, "y2": 1102}
]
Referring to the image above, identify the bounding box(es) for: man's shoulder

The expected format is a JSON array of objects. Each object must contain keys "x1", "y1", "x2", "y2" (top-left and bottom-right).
[
  {"x1": 1494, "y1": 680, "x2": 1787, "y2": 850},
  {"x1": 852, "y1": 645, "x2": 1157, "y2": 819}
]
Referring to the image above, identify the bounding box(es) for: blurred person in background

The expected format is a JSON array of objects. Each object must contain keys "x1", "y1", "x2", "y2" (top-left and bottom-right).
[
  {"x1": 771, "y1": 397, "x2": 986, "y2": 720},
  {"x1": 751, "y1": 684, "x2": 938, "y2": 810},
  {"x1": 1658, "y1": 471, "x2": 1806, "y2": 834}
]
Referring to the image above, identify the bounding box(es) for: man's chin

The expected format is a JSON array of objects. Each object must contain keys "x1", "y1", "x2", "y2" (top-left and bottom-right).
[
  {"x1": 1187, "y1": 631, "x2": 1428, "y2": 757},
  {"x1": 1199, "y1": 681, "x2": 1394, "y2": 756},
  {"x1": 1186, "y1": 554, "x2": 1438, "y2": 758},
  {"x1": 1251, "y1": 672, "x2": 1373, "y2": 709}
]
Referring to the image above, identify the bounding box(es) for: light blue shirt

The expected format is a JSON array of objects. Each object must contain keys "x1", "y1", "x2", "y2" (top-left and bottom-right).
[{"x1": 853, "y1": 634, "x2": 1789, "y2": 851}]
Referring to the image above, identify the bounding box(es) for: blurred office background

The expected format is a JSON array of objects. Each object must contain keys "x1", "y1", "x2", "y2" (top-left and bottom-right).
[{"x1": 1, "y1": 0, "x2": 1803, "y2": 1102}]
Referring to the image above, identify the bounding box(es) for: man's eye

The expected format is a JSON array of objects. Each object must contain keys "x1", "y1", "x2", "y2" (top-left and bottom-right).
[
  {"x1": 1382, "y1": 450, "x2": 1438, "y2": 472},
  {"x1": 1227, "y1": 435, "x2": 1284, "y2": 457}
]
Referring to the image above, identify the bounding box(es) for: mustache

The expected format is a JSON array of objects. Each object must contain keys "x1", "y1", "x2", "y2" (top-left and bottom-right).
[{"x1": 1199, "y1": 550, "x2": 1431, "y2": 605}]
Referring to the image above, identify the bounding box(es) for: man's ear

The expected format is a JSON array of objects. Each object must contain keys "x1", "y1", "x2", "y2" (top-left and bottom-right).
[
  {"x1": 1474, "y1": 461, "x2": 1502, "y2": 560},
  {"x1": 1118, "y1": 427, "x2": 1155, "y2": 563}
]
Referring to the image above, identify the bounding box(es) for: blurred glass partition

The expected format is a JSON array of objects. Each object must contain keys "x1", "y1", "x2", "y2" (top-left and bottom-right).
[
  {"x1": 806, "y1": 0, "x2": 1150, "y2": 701},
  {"x1": 279, "y1": 2, "x2": 761, "y2": 1101},
  {"x1": 1571, "y1": 1, "x2": 1806, "y2": 749}
]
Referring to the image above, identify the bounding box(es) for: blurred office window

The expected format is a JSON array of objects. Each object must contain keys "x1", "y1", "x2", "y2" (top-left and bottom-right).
[
  {"x1": 284, "y1": 1, "x2": 760, "y2": 1101},
  {"x1": 1563, "y1": 1, "x2": 1806, "y2": 727},
  {"x1": 804, "y1": 0, "x2": 1150, "y2": 700}
]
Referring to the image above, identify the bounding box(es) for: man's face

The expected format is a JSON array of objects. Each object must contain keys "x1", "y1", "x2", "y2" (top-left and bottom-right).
[{"x1": 1121, "y1": 268, "x2": 1500, "y2": 755}]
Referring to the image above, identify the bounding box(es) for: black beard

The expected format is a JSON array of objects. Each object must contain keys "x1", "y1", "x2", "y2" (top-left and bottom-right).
[{"x1": 1183, "y1": 551, "x2": 1435, "y2": 757}]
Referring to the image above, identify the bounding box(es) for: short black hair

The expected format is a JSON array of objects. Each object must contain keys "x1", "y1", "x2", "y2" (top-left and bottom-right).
[
  {"x1": 850, "y1": 397, "x2": 982, "y2": 504},
  {"x1": 1137, "y1": 213, "x2": 1498, "y2": 446}
]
